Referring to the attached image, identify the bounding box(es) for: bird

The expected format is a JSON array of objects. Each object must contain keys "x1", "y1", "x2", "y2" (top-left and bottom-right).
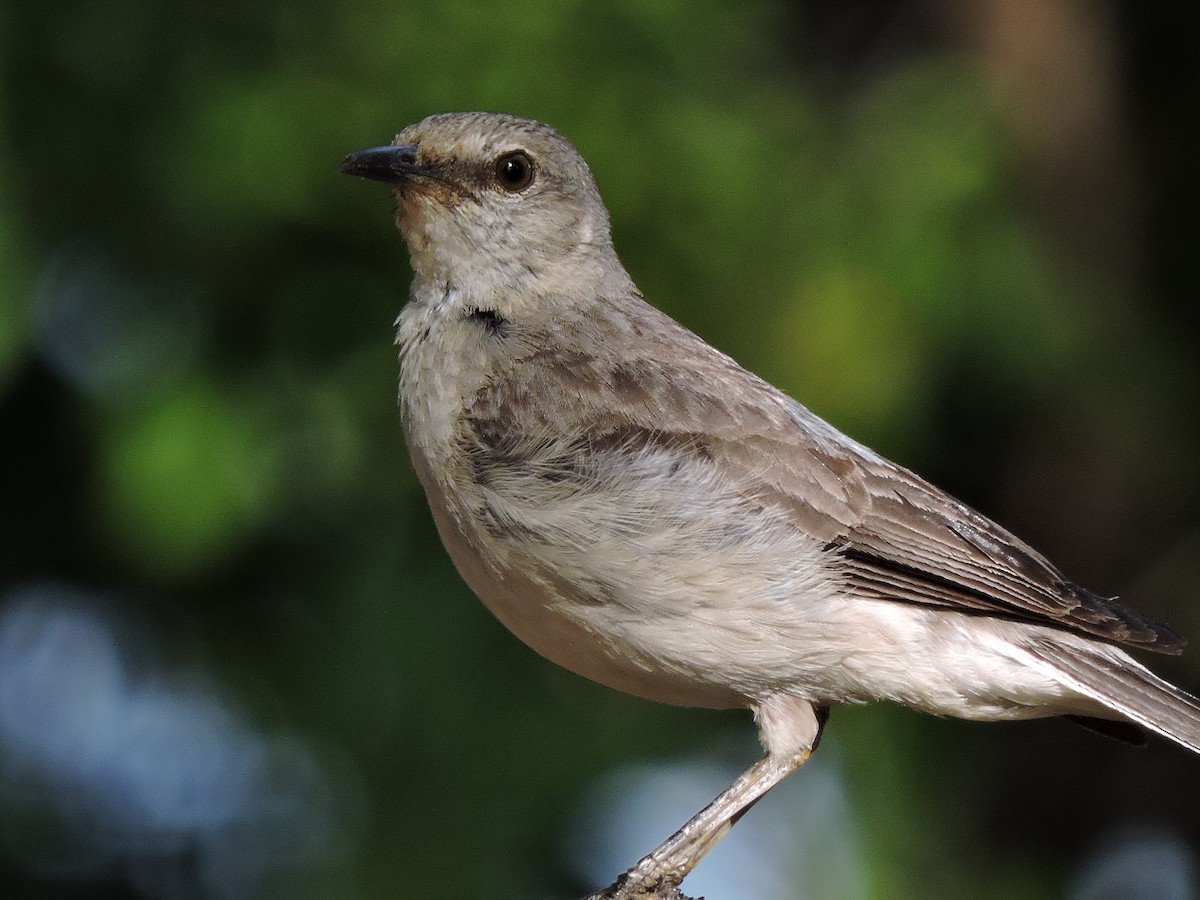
[{"x1": 337, "y1": 112, "x2": 1200, "y2": 899}]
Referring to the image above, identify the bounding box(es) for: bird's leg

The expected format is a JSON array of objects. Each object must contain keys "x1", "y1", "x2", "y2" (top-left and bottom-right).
[{"x1": 582, "y1": 747, "x2": 813, "y2": 900}]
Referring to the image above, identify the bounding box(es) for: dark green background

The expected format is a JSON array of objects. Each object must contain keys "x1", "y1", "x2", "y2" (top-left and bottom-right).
[{"x1": 2, "y1": 2, "x2": 1198, "y2": 898}]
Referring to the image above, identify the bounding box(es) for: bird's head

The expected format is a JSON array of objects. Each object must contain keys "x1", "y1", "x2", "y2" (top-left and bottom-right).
[{"x1": 339, "y1": 112, "x2": 623, "y2": 304}]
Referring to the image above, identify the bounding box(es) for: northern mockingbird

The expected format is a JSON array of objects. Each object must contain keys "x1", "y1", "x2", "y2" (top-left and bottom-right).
[{"x1": 338, "y1": 112, "x2": 1200, "y2": 899}]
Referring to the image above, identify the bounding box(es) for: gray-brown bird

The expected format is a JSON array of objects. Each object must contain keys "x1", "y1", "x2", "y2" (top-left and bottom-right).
[{"x1": 338, "y1": 112, "x2": 1200, "y2": 899}]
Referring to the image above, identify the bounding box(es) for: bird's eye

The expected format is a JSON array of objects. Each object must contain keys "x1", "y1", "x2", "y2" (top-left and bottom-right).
[{"x1": 494, "y1": 151, "x2": 535, "y2": 192}]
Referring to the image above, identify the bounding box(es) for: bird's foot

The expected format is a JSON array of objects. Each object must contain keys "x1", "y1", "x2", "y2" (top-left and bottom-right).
[{"x1": 580, "y1": 858, "x2": 701, "y2": 900}]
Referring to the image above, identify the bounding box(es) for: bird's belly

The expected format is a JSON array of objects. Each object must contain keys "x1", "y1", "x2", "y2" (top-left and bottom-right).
[
  {"x1": 433, "y1": 521, "x2": 848, "y2": 711},
  {"x1": 409, "y1": 455, "x2": 746, "y2": 708},
  {"x1": 467, "y1": 560, "x2": 751, "y2": 710}
]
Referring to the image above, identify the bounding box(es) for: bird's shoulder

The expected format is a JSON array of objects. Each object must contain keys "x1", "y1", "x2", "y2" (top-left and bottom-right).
[{"x1": 465, "y1": 294, "x2": 809, "y2": 446}]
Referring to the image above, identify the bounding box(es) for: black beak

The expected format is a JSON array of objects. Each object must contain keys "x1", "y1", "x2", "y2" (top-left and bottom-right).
[{"x1": 337, "y1": 144, "x2": 420, "y2": 184}]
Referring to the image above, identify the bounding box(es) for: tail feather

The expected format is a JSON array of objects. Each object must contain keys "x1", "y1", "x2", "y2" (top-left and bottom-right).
[{"x1": 1028, "y1": 638, "x2": 1200, "y2": 754}]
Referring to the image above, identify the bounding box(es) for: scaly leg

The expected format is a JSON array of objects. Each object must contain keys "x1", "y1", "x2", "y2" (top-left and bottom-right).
[{"x1": 582, "y1": 747, "x2": 814, "y2": 900}]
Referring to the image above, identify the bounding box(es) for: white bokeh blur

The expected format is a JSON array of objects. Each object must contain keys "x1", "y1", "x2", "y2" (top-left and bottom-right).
[
  {"x1": 0, "y1": 583, "x2": 361, "y2": 898},
  {"x1": 1069, "y1": 828, "x2": 1197, "y2": 900}
]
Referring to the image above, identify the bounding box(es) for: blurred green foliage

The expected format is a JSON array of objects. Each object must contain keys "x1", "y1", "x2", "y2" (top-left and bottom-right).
[{"x1": 2, "y1": 2, "x2": 1199, "y2": 898}]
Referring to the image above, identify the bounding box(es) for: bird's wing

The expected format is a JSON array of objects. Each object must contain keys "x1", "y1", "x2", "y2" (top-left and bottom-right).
[
  {"x1": 465, "y1": 305, "x2": 1183, "y2": 655},
  {"x1": 765, "y1": 400, "x2": 1183, "y2": 653}
]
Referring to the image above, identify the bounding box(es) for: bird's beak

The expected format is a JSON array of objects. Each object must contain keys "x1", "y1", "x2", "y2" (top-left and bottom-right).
[{"x1": 337, "y1": 144, "x2": 422, "y2": 185}]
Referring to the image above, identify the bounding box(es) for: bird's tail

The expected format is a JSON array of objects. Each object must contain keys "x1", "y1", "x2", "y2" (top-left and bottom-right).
[{"x1": 1027, "y1": 638, "x2": 1200, "y2": 754}]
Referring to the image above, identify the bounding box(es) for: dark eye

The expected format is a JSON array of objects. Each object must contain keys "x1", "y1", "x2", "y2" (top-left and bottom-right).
[{"x1": 494, "y1": 151, "x2": 534, "y2": 192}]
